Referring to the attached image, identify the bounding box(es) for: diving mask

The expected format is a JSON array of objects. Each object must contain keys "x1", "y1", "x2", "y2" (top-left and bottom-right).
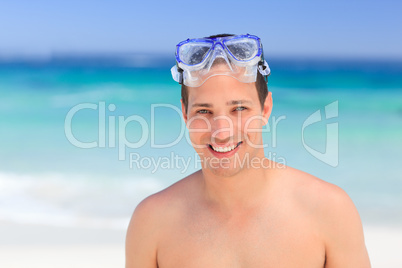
[{"x1": 171, "y1": 34, "x2": 271, "y2": 87}]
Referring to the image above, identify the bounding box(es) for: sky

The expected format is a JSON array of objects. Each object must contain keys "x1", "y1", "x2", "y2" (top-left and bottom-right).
[{"x1": 0, "y1": 0, "x2": 401, "y2": 59}]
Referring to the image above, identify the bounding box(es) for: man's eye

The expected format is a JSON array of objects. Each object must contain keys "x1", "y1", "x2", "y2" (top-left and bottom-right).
[
  {"x1": 234, "y1": 106, "x2": 247, "y2": 111},
  {"x1": 197, "y1": 109, "x2": 210, "y2": 114}
]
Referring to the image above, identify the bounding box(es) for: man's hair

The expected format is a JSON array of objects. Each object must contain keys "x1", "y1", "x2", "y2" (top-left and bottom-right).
[{"x1": 181, "y1": 33, "x2": 268, "y2": 114}]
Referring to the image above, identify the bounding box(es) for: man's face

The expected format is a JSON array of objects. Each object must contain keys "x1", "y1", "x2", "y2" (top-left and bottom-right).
[{"x1": 181, "y1": 74, "x2": 273, "y2": 177}]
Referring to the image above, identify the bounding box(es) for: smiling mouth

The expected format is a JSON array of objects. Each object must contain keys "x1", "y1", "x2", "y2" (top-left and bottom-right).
[{"x1": 208, "y1": 141, "x2": 242, "y2": 153}]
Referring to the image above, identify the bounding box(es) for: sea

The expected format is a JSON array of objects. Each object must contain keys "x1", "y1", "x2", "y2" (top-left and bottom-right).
[{"x1": 0, "y1": 54, "x2": 401, "y2": 230}]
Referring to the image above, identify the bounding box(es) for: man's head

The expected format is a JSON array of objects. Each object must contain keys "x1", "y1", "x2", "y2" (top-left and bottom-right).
[
  {"x1": 181, "y1": 73, "x2": 273, "y2": 177},
  {"x1": 173, "y1": 33, "x2": 272, "y2": 177}
]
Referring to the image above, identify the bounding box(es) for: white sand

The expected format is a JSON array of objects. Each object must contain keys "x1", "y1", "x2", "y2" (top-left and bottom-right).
[
  {"x1": 364, "y1": 225, "x2": 402, "y2": 268},
  {"x1": 0, "y1": 222, "x2": 401, "y2": 267},
  {"x1": 0, "y1": 222, "x2": 126, "y2": 268},
  {"x1": 0, "y1": 245, "x2": 124, "y2": 268}
]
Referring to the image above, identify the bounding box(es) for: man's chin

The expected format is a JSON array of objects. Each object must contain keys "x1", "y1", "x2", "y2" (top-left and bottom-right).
[{"x1": 203, "y1": 159, "x2": 243, "y2": 178}]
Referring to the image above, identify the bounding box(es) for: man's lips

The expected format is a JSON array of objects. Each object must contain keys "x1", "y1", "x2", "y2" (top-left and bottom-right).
[{"x1": 208, "y1": 141, "x2": 243, "y2": 153}]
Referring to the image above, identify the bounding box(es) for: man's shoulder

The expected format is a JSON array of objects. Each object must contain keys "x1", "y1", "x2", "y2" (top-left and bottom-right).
[
  {"x1": 129, "y1": 170, "x2": 201, "y2": 224},
  {"x1": 125, "y1": 170, "x2": 202, "y2": 267},
  {"x1": 280, "y1": 165, "x2": 363, "y2": 238},
  {"x1": 277, "y1": 165, "x2": 358, "y2": 224},
  {"x1": 277, "y1": 166, "x2": 369, "y2": 265},
  {"x1": 281, "y1": 165, "x2": 351, "y2": 206}
]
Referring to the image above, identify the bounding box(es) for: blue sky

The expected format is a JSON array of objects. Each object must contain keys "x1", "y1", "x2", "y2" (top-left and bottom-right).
[{"x1": 0, "y1": 0, "x2": 401, "y2": 59}]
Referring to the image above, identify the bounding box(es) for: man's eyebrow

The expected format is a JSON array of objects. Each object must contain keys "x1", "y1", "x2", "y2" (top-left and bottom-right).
[
  {"x1": 191, "y1": 103, "x2": 212, "y2": 108},
  {"x1": 226, "y1": 100, "x2": 253, "y2": 105},
  {"x1": 191, "y1": 100, "x2": 253, "y2": 108}
]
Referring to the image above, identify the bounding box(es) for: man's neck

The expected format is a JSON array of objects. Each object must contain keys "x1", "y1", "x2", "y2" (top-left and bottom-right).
[{"x1": 199, "y1": 158, "x2": 278, "y2": 215}]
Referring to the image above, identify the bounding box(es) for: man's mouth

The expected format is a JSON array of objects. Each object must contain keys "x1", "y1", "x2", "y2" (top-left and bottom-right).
[{"x1": 208, "y1": 141, "x2": 242, "y2": 153}]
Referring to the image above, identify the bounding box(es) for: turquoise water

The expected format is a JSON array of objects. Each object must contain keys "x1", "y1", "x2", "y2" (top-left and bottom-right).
[{"x1": 0, "y1": 57, "x2": 401, "y2": 228}]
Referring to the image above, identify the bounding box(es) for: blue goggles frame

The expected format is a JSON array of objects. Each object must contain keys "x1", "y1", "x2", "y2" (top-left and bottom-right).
[
  {"x1": 175, "y1": 34, "x2": 264, "y2": 66},
  {"x1": 173, "y1": 34, "x2": 270, "y2": 84}
]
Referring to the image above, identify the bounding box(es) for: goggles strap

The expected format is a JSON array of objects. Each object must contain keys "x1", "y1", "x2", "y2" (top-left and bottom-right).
[
  {"x1": 258, "y1": 43, "x2": 269, "y2": 84},
  {"x1": 170, "y1": 65, "x2": 184, "y2": 85},
  {"x1": 177, "y1": 65, "x2": 184, "y2": 84},
  {"x1": 258, "y1": 60, "x2": 270, "y2": 84}
]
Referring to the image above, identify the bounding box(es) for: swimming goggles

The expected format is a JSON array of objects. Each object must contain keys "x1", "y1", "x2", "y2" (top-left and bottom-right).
[{"x1": 171, "y1": 34, "x2": 271, "y2": 87}]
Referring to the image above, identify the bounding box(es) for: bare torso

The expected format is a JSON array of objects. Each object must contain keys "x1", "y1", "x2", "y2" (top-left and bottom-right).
[
  {"x1": 155, "y1": 168, "x2": 325, "y2": 268},
  {"x1": 126, "y1": 164, "x2": 370, "y2": 268}
]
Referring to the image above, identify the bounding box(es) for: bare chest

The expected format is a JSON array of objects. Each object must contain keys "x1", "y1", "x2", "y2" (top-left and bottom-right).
[{"x1": 157, "y1": 208, "x2": 325, "y2": 268}]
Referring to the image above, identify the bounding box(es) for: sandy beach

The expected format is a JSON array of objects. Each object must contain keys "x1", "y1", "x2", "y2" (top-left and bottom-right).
[
  {"x1": 0, "y1": 222, "x2": 126, "y2": 268},
  {"x1": 364, "y1": 225, "x2": 402, "y2": 267},
  {"x1": 0, "y1": 222, "x2": 401, "y2": 267}
]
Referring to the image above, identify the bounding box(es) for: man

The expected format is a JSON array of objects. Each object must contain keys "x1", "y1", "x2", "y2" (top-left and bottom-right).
[{"x1": 126, "y1": 34, "x2": 371, "y2": 267}]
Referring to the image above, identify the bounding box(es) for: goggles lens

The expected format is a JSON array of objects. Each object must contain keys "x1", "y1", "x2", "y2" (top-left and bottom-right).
[
  {"x1": 224, "y1": 37, "x2": 259, "y2": 61},
  {"x1": 178, "y1": 41, "x2": 212, "y2": 65}
]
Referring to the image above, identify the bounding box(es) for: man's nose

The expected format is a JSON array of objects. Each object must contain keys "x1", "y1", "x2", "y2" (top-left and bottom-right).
[{"x1": 211, "y1": 115, "x2": 234, "y2": 141}]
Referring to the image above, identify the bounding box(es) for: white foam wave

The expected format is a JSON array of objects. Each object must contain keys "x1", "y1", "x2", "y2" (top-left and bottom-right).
[{"x1": 0, "y1": 171, "x2": 166, "y2": 229}]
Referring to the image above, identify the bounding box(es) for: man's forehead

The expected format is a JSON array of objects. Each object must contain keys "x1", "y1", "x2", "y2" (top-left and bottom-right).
[{"x1": 188, "y1": 82, "x2": 257, "y2": 102}]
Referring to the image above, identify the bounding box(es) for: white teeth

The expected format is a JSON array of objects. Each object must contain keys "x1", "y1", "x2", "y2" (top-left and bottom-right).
[{"x1": 211, "y1": 143, "x2": 239, "y2": 153}]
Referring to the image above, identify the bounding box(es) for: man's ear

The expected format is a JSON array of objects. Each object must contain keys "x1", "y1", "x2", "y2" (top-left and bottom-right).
[
  {"x1": 262, "y1": 91, "x2": 273, "y2": 125},
  {"x1": 181, "y1": 99, "x2": 188, "y2": 124}
]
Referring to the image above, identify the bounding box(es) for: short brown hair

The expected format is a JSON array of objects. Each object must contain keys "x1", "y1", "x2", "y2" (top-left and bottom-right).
[{"x1": 181, "y1": 71, "x2": 268, "y2": 114}]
